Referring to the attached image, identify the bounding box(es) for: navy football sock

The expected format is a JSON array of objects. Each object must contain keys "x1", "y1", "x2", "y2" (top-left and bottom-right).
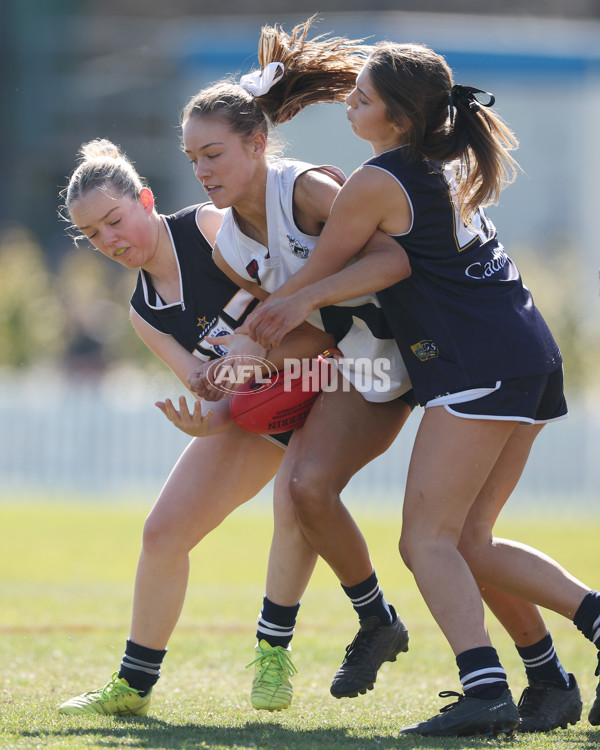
[
  {"x1": 457, "y1": 646, "x2": 508, "y2": 700},
  {"x1": 256, "y1": 596, "x2": 300, "y2": 648},
  {"x1": 573, "y1": 590, "x2": 600, "y2": 647},
  {"x1": 118, "y1": 639, "x2": 167, "y2": 696},
  {"x1": 516, "y1": 632, "x2": 569, "y2": 687},
  {"x1": 342, "y1": 570, "x2": 394, "y2": 626}
]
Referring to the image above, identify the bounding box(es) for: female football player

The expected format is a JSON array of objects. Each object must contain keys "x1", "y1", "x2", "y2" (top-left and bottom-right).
[
  {"x1": 235, "y1": 21, "x2": 600, "y2": 736},
  {"x1": 169, "y1": 21, "x2": 418, "y2": 710}
]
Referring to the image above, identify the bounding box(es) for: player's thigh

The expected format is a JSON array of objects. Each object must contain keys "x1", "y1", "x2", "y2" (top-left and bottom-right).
[
  {"x1": 293, "y1": 384, "x2": 412, "y2": 491},
  {"x1": 148, "y1": 427, "x2": 283, "y2": 540},
  {"x1": 403, "y1": 406, "x2": 519, "y2": 541},
  {"x1": 461, "y1": 422, "x2": 544, "y2": 542}
]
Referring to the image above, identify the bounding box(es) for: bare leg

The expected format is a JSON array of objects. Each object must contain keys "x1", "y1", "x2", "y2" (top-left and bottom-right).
[
  {"x1": 458, "y1": 427, "x2": 589, "y2": 620},
  {"x1": 399, "y1": 407, "x2": 518, "y2": 655},
  {"x1": 462, "y1": 539, "x2": 589, "y2": 620},
  {"x1": 288, "y1": 382, "x2": 413, "y2": 587},
  {"x1": 480, "y1": 587, "x2": 549, "y2": 647},
  {"x1": 460, "y1": 423, "x2": 550, "y2": 646},
  {"x1": 130, "y1": 428, "x2": 282, "y2": 649},
  {"x1": 265, "y1": 452, "x2": 318, "y2": 606}
]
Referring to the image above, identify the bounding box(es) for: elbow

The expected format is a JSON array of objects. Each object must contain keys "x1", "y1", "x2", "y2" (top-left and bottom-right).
[
  {"x1": 387, "y1": 253, "x2": 411, "y2": 286},
  {"x1": 394, "y1": 246, "x2": 412, "y2": 283},
  {"x1": 400, "y1": 256, "x2": 412, "y2": 281},
  {"x1": 398, "y1": 247, "x2": 412, "y2": 280}
]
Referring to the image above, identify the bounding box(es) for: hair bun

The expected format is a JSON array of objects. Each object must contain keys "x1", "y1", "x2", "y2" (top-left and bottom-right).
[{"x1": 79, "y1": 138, "x2": 121, "y2": 162}]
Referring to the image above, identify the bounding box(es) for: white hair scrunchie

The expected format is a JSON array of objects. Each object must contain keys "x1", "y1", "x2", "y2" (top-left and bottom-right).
[{"x1": 239, "y1": 62, "x2": 285, "y2": 97}]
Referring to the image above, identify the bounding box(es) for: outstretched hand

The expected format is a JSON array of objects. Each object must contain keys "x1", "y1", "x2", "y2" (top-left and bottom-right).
[{"x1": 155, "y1": 396, "x2": 220, "y2": 437}]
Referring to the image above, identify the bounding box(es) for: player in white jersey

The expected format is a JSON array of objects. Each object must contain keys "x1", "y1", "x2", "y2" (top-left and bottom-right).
[
  {"x1": 176, "y1": 20, "x2": 416, "y2": 710},
  {"x1": 216, "y1": 156, "x2": 410, "y2": 402}
]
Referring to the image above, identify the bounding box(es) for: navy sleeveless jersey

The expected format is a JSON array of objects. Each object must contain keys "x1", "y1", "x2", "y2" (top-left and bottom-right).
[
  {"x1": 367, "y1": 147, "x2": 562, "y2": 405},
  {"x1": 130, "y1": 205, "x2": 258, "y2": 361}
]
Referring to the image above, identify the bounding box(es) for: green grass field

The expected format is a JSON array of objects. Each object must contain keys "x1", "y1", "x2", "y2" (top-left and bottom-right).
[{"x1": 1, "y1": 500, "x2": 599, "y2": 749}]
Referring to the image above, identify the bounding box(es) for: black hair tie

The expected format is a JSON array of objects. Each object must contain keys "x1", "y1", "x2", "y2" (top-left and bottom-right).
[{"x1": 449, "y1": 84, "x2": 495, "y2": 124}]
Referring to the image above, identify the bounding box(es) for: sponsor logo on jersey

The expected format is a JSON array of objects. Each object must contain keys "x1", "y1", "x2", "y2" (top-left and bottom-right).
[
  {"x1": 288, "y1": 235, "x2": 311, "y2": 259},
  {"x1": 246, "y1": 258, "x2": 262, "y2": 286},
  {"x1": 411, "y1": 340, "x2": 439, "y2": 361},
  {"x1": 465, "y1": 246, "x2": 509, "y2": 280}
]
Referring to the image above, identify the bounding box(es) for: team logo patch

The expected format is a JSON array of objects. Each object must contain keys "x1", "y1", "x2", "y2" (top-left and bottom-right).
[
  {"x1": 196, "y1": 316, "x2": 210, "y2": 331},
  {"x1": 246, "y1": 258, "x2": 262, "y2": 286},
  {"x1": 197, "y1": 317, "x2": 235, "y2": 358},
  {"x1": 288, "y1": 235, "x2": 310, "y2": 259},
  {"x1": 411, "y1": 340, "x2": 439, "y2": 361}
]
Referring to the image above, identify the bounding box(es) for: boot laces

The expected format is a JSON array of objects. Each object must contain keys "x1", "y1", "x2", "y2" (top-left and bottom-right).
[
  {"x1": 344, "y1": 628, "x2": 378, "y2": 662},
  {"x1": 100, "y1": 673, "x2": 142, "y2": 702},
  {"x1": 246, "y1": 645, "x2": 297, "y2": 685},
  {"x1": 437, "y1": 690, "x2": 465, "y2": 714}
]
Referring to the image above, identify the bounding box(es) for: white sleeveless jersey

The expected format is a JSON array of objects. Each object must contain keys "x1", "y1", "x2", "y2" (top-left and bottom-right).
[{"x1": 216, "y1": 158, "x2": 411, "y2": 402}]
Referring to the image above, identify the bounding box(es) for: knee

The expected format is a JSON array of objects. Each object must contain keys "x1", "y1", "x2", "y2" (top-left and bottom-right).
[
  {"x1": 398, "y1": 520, "x2": 462, "y2": 573},
  {"x1": 141, "y1": 511, "x2": 191, "y2": 558},
  {"x1": 398, "y1": 521, "x2": 429, "y2": 572},
  {"x1": 288, "y1": 459, "x2": 336, "y2": 520},
  {"x1": 141, "y1": 513, "x2": 169, "y2": 557}
]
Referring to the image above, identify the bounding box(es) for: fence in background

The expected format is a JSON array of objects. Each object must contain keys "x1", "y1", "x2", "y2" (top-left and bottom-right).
[{"x1": 1, "y1": 369, "x2": 598, "y2": 512}]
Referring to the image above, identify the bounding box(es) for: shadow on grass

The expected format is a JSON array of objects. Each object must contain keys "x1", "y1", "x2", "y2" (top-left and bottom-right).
[{"x1": 16, "y1": 717, "x2": 600, "y2": 749}]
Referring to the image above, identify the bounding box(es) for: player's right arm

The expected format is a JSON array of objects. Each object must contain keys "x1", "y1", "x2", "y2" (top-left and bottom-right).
[
  {"x1": 130, "y1": 308, "x2": 233, "y2": 434},
  {"x1": 130, "y1": 308, "x2": 203, "y2": 391}
]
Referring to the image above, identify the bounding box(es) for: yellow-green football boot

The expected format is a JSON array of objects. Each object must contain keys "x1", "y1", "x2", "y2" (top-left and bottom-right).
[
  {"x1": 58, "y1": 672, "x2": 151, "y2": 716},
  {"x1": 247, "y1": 640, "x2": 297, "y2": 711}
]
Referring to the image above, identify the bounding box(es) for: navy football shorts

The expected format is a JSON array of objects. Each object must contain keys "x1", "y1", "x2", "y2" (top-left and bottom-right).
[
  {"x1": 262, "y1": 430, "x2": 293, "y2": 448},
  {"x1": 427, "y1": 367, "x2": 567, "y2": 424}
]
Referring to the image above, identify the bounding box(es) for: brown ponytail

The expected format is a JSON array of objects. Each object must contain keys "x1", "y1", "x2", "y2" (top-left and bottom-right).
[
  {"x1": 365, "y1": 42, "x2": 519, "y2": 221},
  {"x1": 181, "y1": 16, "x2": 368, "y2": 141}
]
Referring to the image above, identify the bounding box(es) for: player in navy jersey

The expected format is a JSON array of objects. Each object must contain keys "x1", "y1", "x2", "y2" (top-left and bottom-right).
[
  {"x1": 56, "y1": 127, "x2": 414, "y2": 715},
  {"x1": 241, "y1": 25, "x2": 600, "y2": 737},
  {"x1": 55, "y1": 138, "x2": 376, "y2": 716}
]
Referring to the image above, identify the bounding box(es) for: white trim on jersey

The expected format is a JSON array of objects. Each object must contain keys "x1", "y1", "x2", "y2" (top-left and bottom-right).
[{"x1": 138, "y1": 216, "x2": 186, "y2": 311}]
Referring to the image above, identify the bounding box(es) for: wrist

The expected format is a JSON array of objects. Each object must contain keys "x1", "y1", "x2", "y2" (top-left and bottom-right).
[{"x1": 298, "y1": 285, "x2": 323, "y2": 313}]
